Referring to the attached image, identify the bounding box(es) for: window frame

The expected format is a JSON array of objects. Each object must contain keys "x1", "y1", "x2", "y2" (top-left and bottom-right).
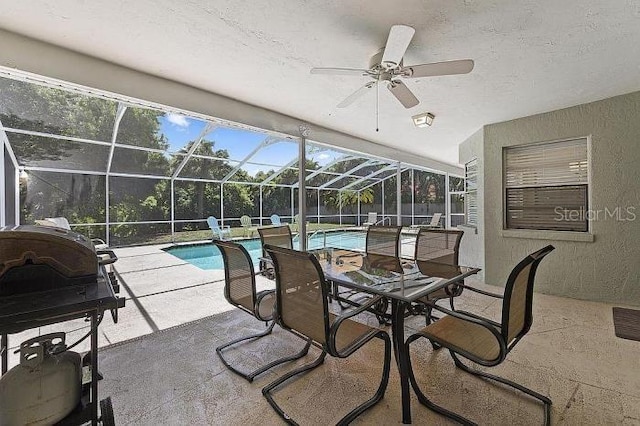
[{"x1": 502, "y1": 136, "x2": 591, "y2": 233}]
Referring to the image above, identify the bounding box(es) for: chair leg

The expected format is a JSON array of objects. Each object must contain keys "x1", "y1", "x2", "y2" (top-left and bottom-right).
[
  {"x1": 424, "y1": 306, "x2": 442, "y2": 350},
  {"x1": 337, "y1": 331, "x2": 392, "y2": 426},
  {"x1": 405, "y1": 335, "x2": 476, "y2": 425},
  {"x1": 450, "y1": 352, "x2": 552, "y2": 426},
  {"x1": 216, "y1": 322, "x2": 312, "y2": 382},
  {"x1": 263, "y1": 332, "x2": 391, "y2": 426},
  {"x1": 262, "y1": 350, "x2": 327, "y2": 425}
]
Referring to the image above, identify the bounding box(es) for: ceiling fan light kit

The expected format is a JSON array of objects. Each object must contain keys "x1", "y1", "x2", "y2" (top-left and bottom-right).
[
  {"x1": 412, "y1": 112, "x2": 435, "y2": 127},
  {"x1": 310, "y1": 24, "x2": 474, "y2": 112}
]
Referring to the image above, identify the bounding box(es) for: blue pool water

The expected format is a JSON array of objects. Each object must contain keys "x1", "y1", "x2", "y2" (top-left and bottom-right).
[{"x1": 164, "y1": 231, "x2": 366, "y2": 270}]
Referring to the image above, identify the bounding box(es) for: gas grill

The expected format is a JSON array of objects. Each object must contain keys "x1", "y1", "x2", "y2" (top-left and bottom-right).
[{"x1": 0, "y1": 225, "x2": 125, "y2": 425}]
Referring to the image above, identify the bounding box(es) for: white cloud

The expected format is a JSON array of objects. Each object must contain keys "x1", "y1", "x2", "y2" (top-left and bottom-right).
[
  {"x1": 166, "y1": 113, "x2": 190, "y2": 128},
  {"x1": 317, "y1": 153, "x2": 330, "y2": 160}
]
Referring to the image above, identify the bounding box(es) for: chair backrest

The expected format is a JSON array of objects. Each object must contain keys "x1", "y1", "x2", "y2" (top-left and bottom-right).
[
  {"x1": 45, "y1": 217, "x2": 71, "y2": 230},
  {"x1": 207, "y1": 216, "x2": 221, "y2": 231},
  {"x1": 240, "y1": 215, "x2": 252, "y2": 227},
  {"x1": 212, "y1": 239, "x2": 257, "y2": 315},
  {"x1": 265, "y1": 244, "x2": 330, "y2": 347},
  {"x1": 414, "y1": 228, "x2": 463, "y2": 265},
  {"x1": 258, "y1": 225, "x2": 293, "y2": 254},
  {"x1": 500, "y1": 245, "x2": 555, "y2": 346},
  {"x1": 270, "y1": 214, "x2": 281, "y2": 225},
  {"x1": 365, "y1": 225, "x2": 403, "y2": 273},
  {"x1": 367, "y1": 212, "x2": 377, "y2": 224},
  {"x1": 429, "y1": 212, "x2": 442, "y2": 227}
]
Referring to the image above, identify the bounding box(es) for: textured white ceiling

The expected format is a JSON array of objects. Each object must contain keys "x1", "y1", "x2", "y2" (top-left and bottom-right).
[{"x1": 0, "y1": 0, "x2": 639, "y2": 165}]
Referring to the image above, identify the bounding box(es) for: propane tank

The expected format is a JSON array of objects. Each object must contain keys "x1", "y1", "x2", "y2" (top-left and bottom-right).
[{"x1": 0, "y1": 332, "x2": 82, "y2": 426}]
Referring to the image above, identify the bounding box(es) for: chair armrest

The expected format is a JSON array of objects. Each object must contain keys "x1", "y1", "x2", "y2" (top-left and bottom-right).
[
  {"x1": 456, "y1": 282, "x2": 504, "y2": 299},
  {"x1": 222, "y1": 225, "x2": 231, "y2": 231},
  {"x1": 423, "y1": 301, "x2": 504, "y2": 340},
  {"x1": 328, "y1": 296, "x2": 383, "y2": 358}
]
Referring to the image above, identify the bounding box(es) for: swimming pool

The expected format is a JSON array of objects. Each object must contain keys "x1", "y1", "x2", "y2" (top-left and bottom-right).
[{"x1": 164, "y1": 230, "x2": 366, "y2": 270}]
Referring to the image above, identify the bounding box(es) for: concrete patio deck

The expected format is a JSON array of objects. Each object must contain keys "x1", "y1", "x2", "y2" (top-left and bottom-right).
[{"x1": 4, "y1": 243, "x2": 640, "y2": 425}]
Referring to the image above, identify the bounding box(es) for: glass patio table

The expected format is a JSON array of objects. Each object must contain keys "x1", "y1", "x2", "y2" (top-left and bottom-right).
[{"x1": 311, "y1": 248, "x2": 481, "y2": 424}]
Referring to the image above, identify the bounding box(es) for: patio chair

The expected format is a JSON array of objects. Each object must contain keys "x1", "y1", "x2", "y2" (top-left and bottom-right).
[
  {"x1": 410, "y1": 212, "x2": 443, "y2": 229},
  {"x1": 239, "y1": 215, "x2": 257, "y2": 238},
  {"x1": 263, "y1": 244, "x2": 391, "y2": 425},
  {"x1": 257, "y1": 225, "x2": 293, "y2": 278},
  {"x1": 212, "y1": 240, "x2": 311, "y2": 382},
  {"x1": 291, "y1": 214, "x2": 309, "y2": 233},
  {"x1": 334, "y1": 226, "x2": 403, "y2": 322},
  {"x1": 405, "y1": 245, "x2": 555, "y2": 425},
  {"x1": 363, "y1": 212, "x2": 378, "y2": 226},
  {"x1": 207, "y1": 216, "x2": 231, "y2": 240},
  {"x1": 269, "y1": 214, "x2": 282, "y2": 226},
  {"x1": 415, "y1": 228, "x2": 502, "y2": 322}
]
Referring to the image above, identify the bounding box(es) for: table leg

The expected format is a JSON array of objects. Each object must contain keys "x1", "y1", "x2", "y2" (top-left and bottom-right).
[
  {"x1": 91, "y1": 311, "x2": 99, "y2": 426},
  {"x1": 391, "y1": 300, "x2": 411, "y2": 424},
  {"x1": 1, "y1": 333, "x2": 7, "y2": 375}
]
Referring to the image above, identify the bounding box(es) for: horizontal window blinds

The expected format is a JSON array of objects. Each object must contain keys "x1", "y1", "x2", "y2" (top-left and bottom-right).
[
  {"x1": 505, "y1": 138, "x2": 587, "y2": 188},
  {"x1": 465, "y1": 159, "x2": 478, "y2": 226},
  {"x1": 504, "y1": 138, "x2": 588, "y2": 232}
]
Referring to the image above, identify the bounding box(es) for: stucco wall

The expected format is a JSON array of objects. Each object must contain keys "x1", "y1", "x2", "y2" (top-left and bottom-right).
[
  {"x1": 482, "y1": 91, "x2": 640, "y2": 305},
  {"x1": 457, "y1": 128, "x2": 484, "y2": 280}
]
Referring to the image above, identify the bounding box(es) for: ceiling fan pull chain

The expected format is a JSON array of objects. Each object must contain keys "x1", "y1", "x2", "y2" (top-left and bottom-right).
[{"x1": 376, "y1": 81, "x2": 379, "y2": 132}]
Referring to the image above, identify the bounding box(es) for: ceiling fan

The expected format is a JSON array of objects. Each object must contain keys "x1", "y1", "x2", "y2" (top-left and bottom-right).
[{"x1": 311, "y1": 25, "x2": 474, "y2": 109}]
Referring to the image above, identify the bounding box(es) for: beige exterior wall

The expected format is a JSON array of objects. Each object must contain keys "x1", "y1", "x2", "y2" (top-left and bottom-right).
[
  {"x1": 464, "y1": 91, "x2": 640, "y2": 305},
  {"x1": 457, "y1": 128, "x2": 484, "y2": 280}
]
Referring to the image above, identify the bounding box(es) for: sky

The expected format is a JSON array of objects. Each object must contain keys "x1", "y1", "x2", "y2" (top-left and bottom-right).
[{"x1": 158, "y1": 113, "x2": 346, "y2": 177}]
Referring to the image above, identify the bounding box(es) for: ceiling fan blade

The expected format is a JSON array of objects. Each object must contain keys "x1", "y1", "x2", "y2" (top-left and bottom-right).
[
  {"x1": 387, "y1": 81, "x2": 419, "y2": 109},
  {"x1": 381, "y1": 25, "x2": 415, "y2": 69},
  {"x1": 403, "y1": 59, "x2": 474, "y2": 78},
  {"x1": 311, "y1": 67, "x2": 370, "y2": 76},
  {"x1": 337, "y1": 82, "x2": 376, "y2": 108}
]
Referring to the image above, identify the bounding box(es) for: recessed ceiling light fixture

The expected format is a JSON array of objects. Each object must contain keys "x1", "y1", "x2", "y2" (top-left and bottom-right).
[{"x1": 412, "y1": 112, "x2": 435, "y2": 128}]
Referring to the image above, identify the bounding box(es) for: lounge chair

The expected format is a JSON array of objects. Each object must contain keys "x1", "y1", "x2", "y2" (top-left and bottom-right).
[
  {"x1": 262, "y1": 244, "x2": 391, "y2": 425},
  {"x1": 207, "y1": 216, "x2": 231, "y2": 240},
  {"x1": 405, "y1": 245, "x2": 555, "y2": 425},
  {"x1": 291, "y1": 214, "x2": 309, "y2": 233},
  {"x1": 239, "y1": 215, "x2": 257, "y2": 238},
  {"x1": 269, "y1": 214, "x2": 282, "y2": 226},
  {"x1": 363, "y1": 212, "x2": 378, "y2": 226},
  {"x1": 411, "y1": 212, "x2": 442, "y2": 229},
  {"x1": 212, "y1": 240, "x2": 311, "y2": 382}
]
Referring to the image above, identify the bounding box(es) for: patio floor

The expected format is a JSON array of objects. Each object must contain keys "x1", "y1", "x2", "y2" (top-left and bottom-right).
[{"x1": 5, "y1": 243, "x2": 640, "y2": 425}]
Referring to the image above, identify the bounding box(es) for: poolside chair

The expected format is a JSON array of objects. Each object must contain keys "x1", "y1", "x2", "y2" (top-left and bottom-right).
[
  {"x1": 291, "y1": 214, "x2": 309, "y2": 233},
  {"x1": 212, "y1": 240, "x2": 311, "y2": 382},
  {"x1": 405, "y1": 245, "x2": 555, "y2": 425},
  {"x1": 363, "y1": 212, "x2": 378, "y2": 226},
  {"x1": 269, "y1": 214, "x2": 282, "y2": 226},
  {"x1": 411, "y1": 212, "x2": 443, "y2": 229},
  {"x1": 240, "y1": 215, "x2": 257, "y2": 238},
  {"x1": 257, "y1": 225, "x2": 293, "y2": 278},
  {"x1": 207, "y1": 216, "x2": 231, "y2": 240},
  {"x1": 334, "y1": 226, "x2": 403, "y2": 322},
  {"x1": 39, "y1": 217, "x2": 108, "y2": 249},
  {"x1": 415, "y1": 228, "x2": 502, "y2": 322},
  {"x1": 263, "y1": 244, "x2": 391, "y2": 425}
]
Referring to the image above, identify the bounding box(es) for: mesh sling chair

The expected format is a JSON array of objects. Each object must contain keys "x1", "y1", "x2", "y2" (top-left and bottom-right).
[
  {"x1": 414, "y1": 228, "x2": 503, "y2": 320},
  {"x1": 263, "y1": 244, "x2": 391, "y2": 425},
  {"x1": 257, "y1": 225, "x2": 293, "y2": 279},
  {"x1": 405, "y1": 245, "x2": 555, "y2": 425},
  {"x1": 212, "y1": 240, "x2": 311, "y2": 382},
  {"x1": 335, "y1": 226, "x2": 404, "y2": 322}
]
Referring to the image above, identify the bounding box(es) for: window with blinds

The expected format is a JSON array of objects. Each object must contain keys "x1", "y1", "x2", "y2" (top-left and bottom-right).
[
  {"x1": 504, "y1": 138, "x2": 588, "y2": 232},
  {"x1": 465, "y1": 159, "x2": 478, "y2": 226}
]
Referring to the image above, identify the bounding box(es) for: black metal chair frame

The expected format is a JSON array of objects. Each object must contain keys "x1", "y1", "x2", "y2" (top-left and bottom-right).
[
  {"x1": 334, "y1": 225, "x2": 403, "y2": 323},
  {"x1": 405, "y1": 245, "x2": 555, "y2": 425},
  {"x1": 257, "y1": 225, "x2": 293, "y2": 279},
  {"x1": 263, "y1": 244, "x2": 392, "y2": 425},
  {"x1": 213, "y1": 240, "x2": 311, "y2": 382}
]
